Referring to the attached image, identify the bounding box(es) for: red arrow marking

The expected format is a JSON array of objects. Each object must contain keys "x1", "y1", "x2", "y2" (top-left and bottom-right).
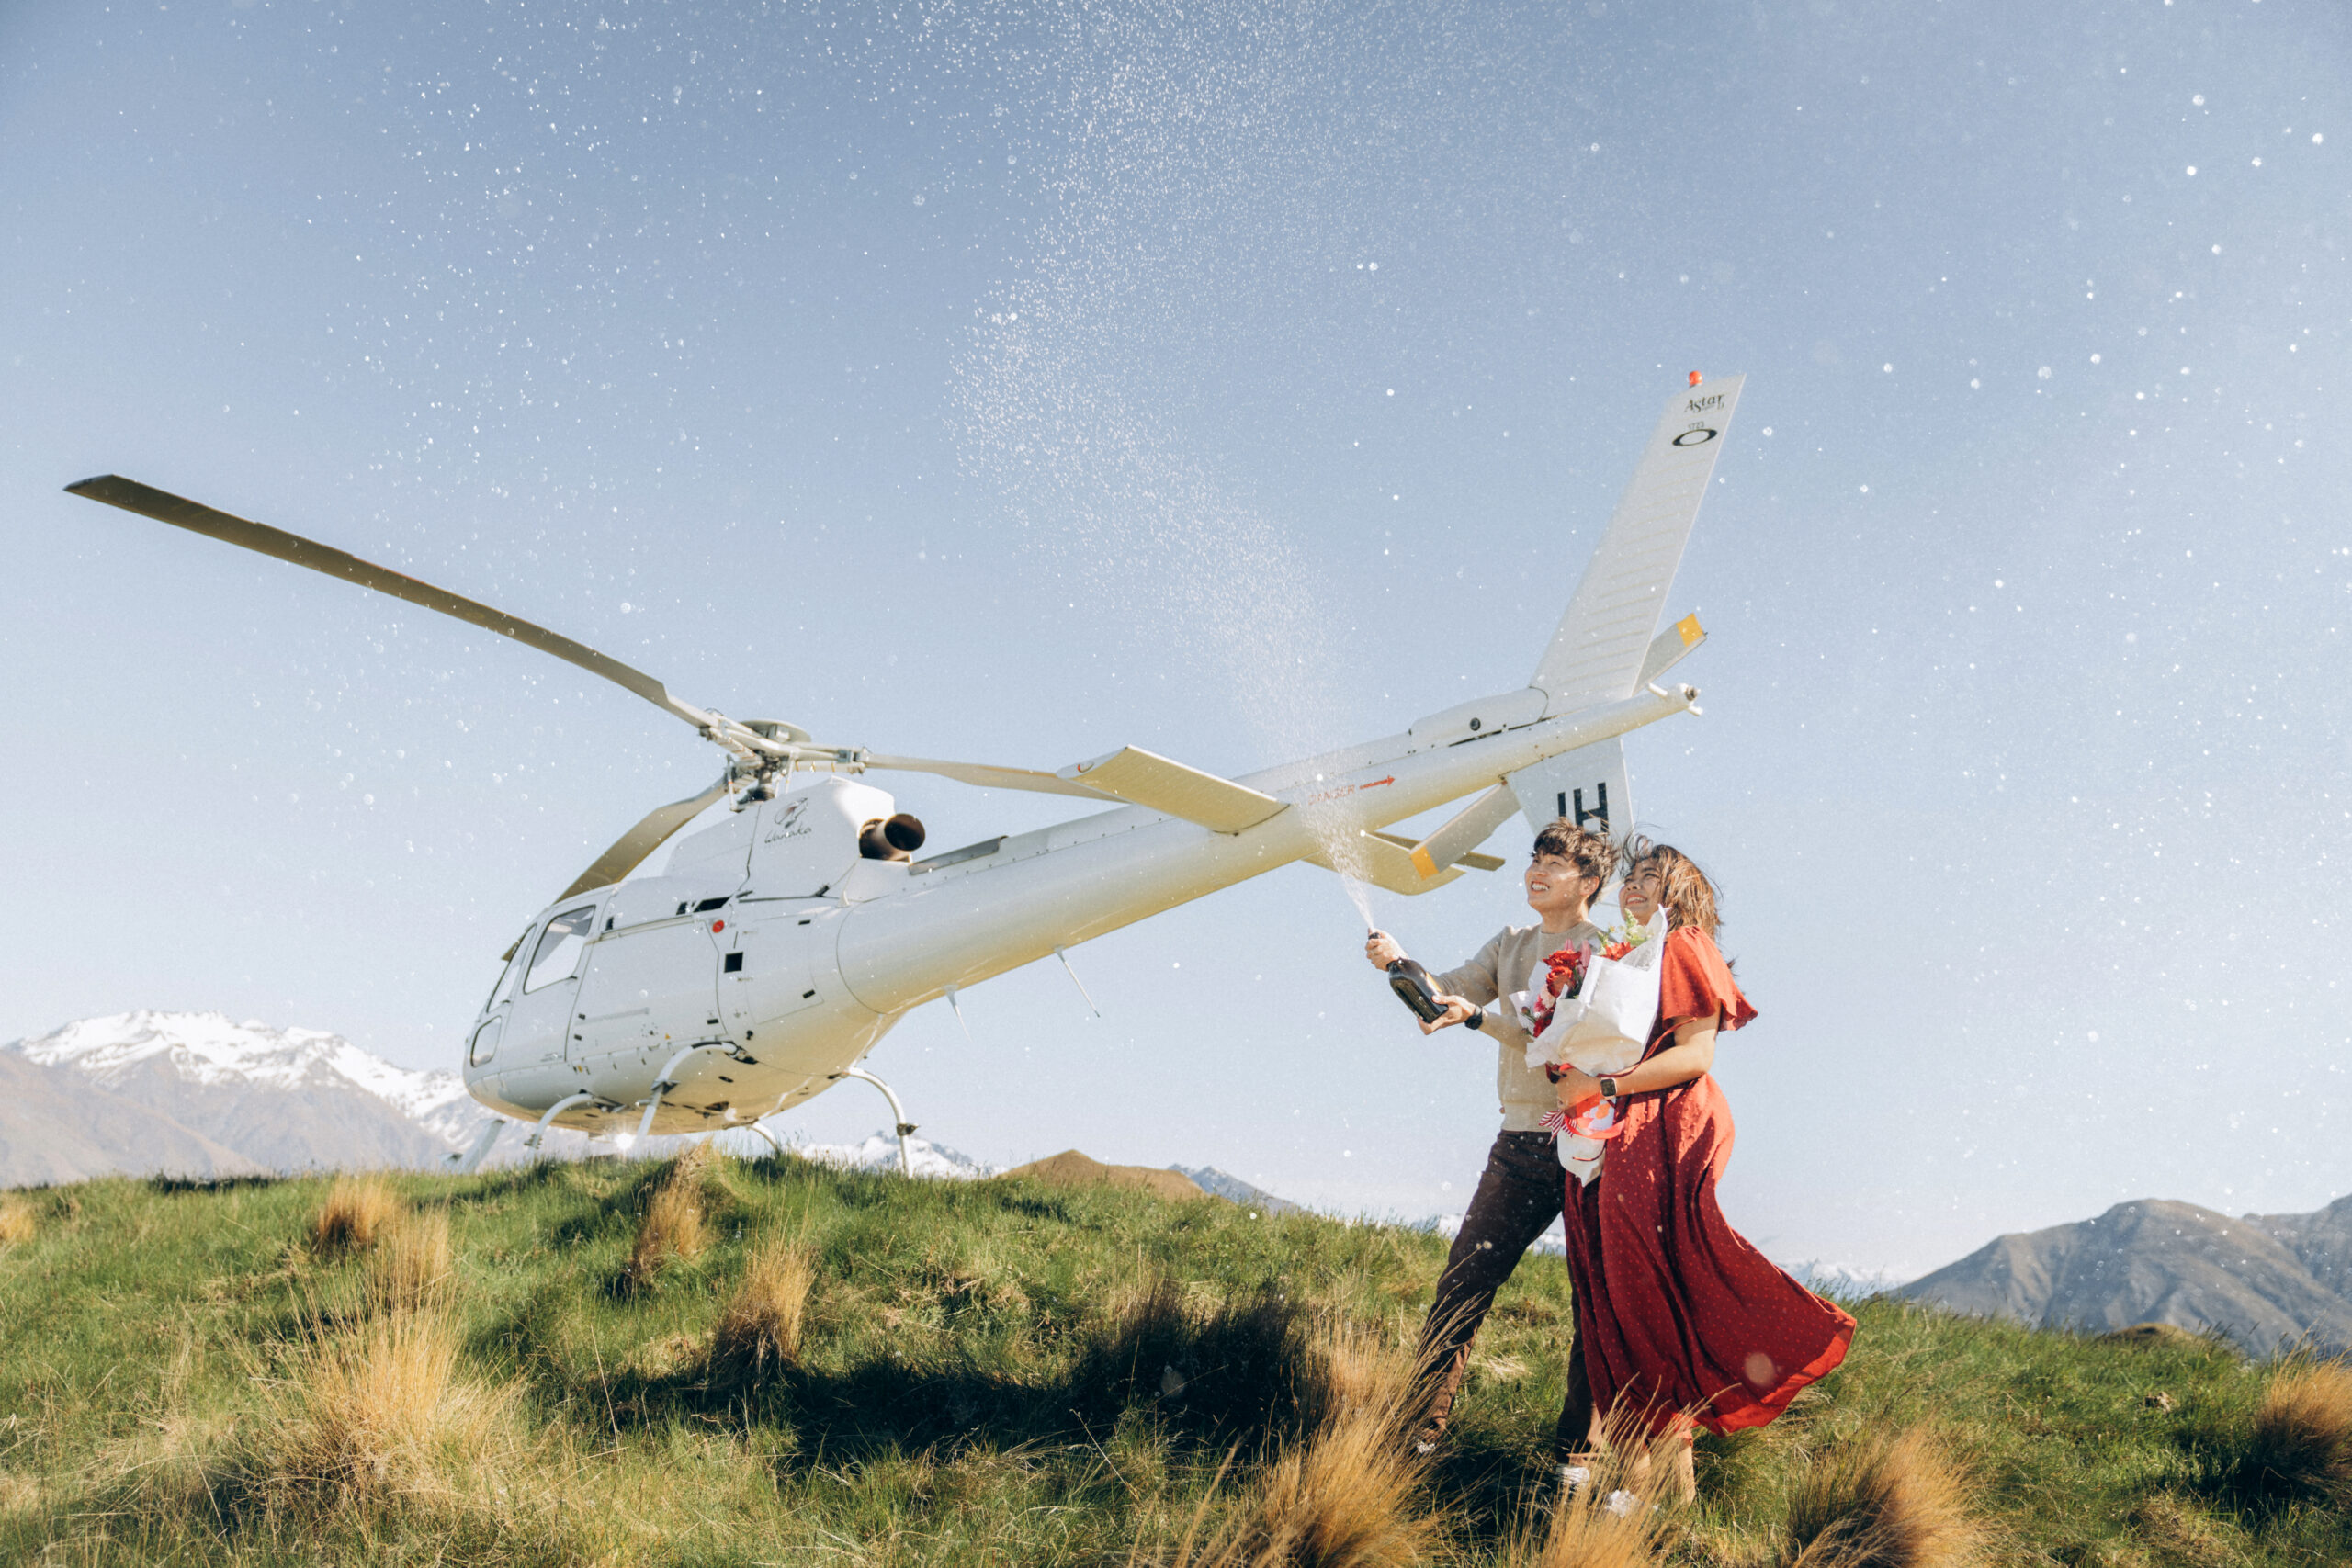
[{"x1": 1360, "y1": 776, "x2": 1396, "y2": 790}]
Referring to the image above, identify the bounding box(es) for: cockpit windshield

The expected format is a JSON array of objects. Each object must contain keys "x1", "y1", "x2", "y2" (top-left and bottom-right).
[{"x1": 524, "y1": 905, "x2": 598, "y2": 993}]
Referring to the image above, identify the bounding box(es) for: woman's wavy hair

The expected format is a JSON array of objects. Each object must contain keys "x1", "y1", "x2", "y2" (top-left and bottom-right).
[{"x1": 1619, "y1": 837, "x2": 1723, "y2": 938}]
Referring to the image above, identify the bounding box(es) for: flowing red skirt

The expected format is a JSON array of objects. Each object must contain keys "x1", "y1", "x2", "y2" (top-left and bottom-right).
[{"x1": 1561, "y1": 1071, "x2": 1855, "y2": 1438}]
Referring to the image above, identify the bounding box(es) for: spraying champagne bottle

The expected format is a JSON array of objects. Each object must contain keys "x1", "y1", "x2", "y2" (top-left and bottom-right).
[
  {"x1": 1381, "y1": 940, "x2": 1448, "y2": 1024},
  {"x1": 1387, "y1": 957, "x2": 1447, "y2": 1023}
]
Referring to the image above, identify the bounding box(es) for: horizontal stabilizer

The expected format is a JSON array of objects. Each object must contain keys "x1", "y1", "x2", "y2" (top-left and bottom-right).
[
  {"x1": 1376, "y1": 832, "x2": 1505, "y2": 874},
  {"x1": 1636, "y1": 613, "x2": 1706, "y2": 687},
  {"x1": 1056, "y1": 746, "x2": 1288, "y2": 834},
  {"x1": 1403, "y1": 784, "x2": 1521, "y2": 881},
  {"x1": 1304, "y1": 829, "x2": 1500, "y2": 896}
]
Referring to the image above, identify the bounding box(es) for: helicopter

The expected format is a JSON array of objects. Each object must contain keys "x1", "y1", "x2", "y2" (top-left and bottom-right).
[{"x1": 65, "y1": 374, "x2": 1744, "y2": 1172}]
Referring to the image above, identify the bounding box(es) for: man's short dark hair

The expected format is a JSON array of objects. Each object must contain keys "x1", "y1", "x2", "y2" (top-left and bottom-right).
[{"x1": 1531, "y1": 818, "x2": 1613, "y2": 897}]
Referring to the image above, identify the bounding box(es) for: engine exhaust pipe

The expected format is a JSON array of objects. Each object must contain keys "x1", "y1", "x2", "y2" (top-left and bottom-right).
[{"x1": 859, "y1": 814, "x2": 926, "y2": 861}]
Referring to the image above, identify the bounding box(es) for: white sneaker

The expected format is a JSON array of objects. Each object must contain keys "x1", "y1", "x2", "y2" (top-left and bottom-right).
[
  {"x1": 1557, "y1": 1463, "x2": 1590, "y2": 1494},
  {"x1": 1603, "y1": 1488, "x2": 1638, "y2": 1518}
]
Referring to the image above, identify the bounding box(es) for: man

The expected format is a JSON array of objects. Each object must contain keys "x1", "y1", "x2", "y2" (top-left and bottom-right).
[{"x1": 1364, "y1": 818, "x2": 1615, "y2": 1467}]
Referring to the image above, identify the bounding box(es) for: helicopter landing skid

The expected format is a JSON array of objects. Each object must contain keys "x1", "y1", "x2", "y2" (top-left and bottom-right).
[
  {"x1": 629, "y1": 1042, "x2": 745, "y2": 1145},
  {"x1": 523, "y1": 1091, "x2": 598, "y2": 1153},
  {"x1": 738, "y1": 1119, "x2": 788, "y2": 1158},
  {"x1": 834, "y1": 1066, "x2": 918, "y2": 1178}
]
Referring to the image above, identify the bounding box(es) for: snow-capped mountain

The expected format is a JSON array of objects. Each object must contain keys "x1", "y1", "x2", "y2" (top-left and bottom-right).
[
  {"x1": 2, "y1": 1010, "x2": 487, "y2": 1184},
  {"x1": 789, "y1": 1131, "x2": 998, "y2": 1179},
  {"x1": 1789, "y1": 1259, "x2": 1916, "y2": 1299},
  {"x1": 0, "y1": 1012, "x2": 1310, "y2": 1211},
  {"x1": 19, "y1": 1010, "x2": 479, "y2": 1141}
]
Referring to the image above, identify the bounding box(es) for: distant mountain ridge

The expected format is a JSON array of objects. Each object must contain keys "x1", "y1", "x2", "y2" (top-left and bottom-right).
[
  {"x1": 1, "y1": 1010, "x2": 555, "y2": 1184},
  {"x1": 0, "y1": 1014, "x2": 1313, "y2": 1218},
  {"x1": 1898, "y1": 1195, "x2": 2352, "y2": 1356},
  {"x1": 1172, "y1": 1166, "x2": 1299, "y2": 1215}
]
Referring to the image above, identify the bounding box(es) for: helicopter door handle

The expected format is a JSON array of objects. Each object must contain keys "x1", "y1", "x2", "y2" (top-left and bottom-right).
[{"x1": 582, "y1": 1006, "x2": 650, "y2": 1023}]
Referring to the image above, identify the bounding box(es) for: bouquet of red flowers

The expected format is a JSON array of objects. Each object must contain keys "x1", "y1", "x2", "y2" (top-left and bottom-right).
[{"x1": 1527, "y1": 942, "x2": 1593, "y2": 1041}]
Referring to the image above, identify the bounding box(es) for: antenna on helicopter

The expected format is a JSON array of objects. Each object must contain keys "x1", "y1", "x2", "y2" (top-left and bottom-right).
[{"x1": 1054, "y1": 946, "x2": 1102, "y2": 1018}]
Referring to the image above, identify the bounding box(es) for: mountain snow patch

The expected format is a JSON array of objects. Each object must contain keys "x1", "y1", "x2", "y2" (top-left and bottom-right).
[{"x1": 12, "y1": 1010, "x2": 477, "y2": 1146}]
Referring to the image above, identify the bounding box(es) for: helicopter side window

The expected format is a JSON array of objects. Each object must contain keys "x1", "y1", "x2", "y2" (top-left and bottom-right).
[
  {"x1": 484, "y1": 929, "x2": 533, "y2": 1011},
  {"x1": 523, "y1": 905, "x2": 598, "y2": 994}
]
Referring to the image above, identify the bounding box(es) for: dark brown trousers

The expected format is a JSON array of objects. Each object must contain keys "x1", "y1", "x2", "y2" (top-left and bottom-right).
[{"x1": 1414, "y1": 1130, "x2": 1593, "y2": 1461}]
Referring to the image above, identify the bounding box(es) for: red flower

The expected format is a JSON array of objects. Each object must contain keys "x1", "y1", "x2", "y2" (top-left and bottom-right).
[
  {"x1": 1545, "y1": 946, "x2": 1589, "y2": 999},
  {"x1": 1530, "y1": 942, "x2": 1595, "y2": 1040},
  {"x1": 1601, "y1": 941, "x2": 1633, "y2": 961}
]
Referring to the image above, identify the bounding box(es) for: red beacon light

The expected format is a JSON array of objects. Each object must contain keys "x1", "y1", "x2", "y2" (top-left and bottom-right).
[
  {"x1": 1688, "y1": 370, "x2": 1703, "y2": 388},
  {"x1": 711, "y1": 919, "x2": 726, "y2": 932}
]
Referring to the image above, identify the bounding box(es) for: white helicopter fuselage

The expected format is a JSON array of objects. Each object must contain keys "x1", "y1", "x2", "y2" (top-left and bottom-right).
[
  {"x1": 62, "y1": 373, "x2": 1743, "y2": 1151},
  {"x1": 461, "y1": 679, "x2": 1696, "y2": 1140}
]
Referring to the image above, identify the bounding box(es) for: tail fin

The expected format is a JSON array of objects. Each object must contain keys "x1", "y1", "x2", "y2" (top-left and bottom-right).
[{"x1": 1530, "y1": 376, "x2": 1743, "y2": 716}]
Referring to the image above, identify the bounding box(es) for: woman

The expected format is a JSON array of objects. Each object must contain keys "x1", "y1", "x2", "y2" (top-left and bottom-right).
[{"x1": 1549, "y1": 840, "x2": 1854, "y2": 1500}]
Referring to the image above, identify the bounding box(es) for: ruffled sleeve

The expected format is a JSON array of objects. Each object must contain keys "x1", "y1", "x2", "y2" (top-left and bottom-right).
[{"x1": 1654, "y1": 926, "x2": 1755, "y2": 1038}]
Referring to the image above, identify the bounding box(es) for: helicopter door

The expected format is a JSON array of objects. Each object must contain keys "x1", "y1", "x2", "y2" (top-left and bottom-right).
[
  {"x1": 721, "y1": 911, "x2": 823, "y2": 1043},
  {"x1": 571, "y1": 919, "x2": 725, "y2": 1066},
  {"x1": 502, "y1": 902, "x2": 602, "y2": 1071}
]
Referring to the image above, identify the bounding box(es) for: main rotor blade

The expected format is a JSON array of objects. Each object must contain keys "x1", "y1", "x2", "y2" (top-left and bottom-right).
[
  {"x1": 65, "y1": 475, "x2": 719, "y2": 734},
  {"x1": 862, "y1": 752, "x2": 1118, "y2": 802},
  {"x1": 553, "y1": 773, "x2": 735, "y2": 906}
]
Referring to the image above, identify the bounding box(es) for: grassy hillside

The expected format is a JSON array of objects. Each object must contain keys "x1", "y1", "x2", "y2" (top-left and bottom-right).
[{"x1": 0, "y1": 1155, "x2": 2346, "y2": 1566}]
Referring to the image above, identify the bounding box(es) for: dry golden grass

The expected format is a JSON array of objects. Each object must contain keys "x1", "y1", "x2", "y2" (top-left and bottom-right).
[
  {"x1": 0, "y1": 1194, "x2": 35, "y2": 1247},
  {"x1": 624, "y1": 1156, "x2": 713, "y2": 1292},
  {"x1": 1154, "y1": 1322, "x2": 1443, "y2": 1568},
  {"x1": 1782, "y1": 1428, "x2": 1984, "y2": 1568},
  {"x1": 247, "y1": 1307, "x2": 516, "y2": 1512},
  {"x1": 310, "y1": 1173, "x2": 401, "y2": 1256},
  {"x1": 2245, "y1": 1356, "x2": 2352, "y2": 1507},
  {"x1": 709, "y1": 1234, "x2": 816, "y2": 1379},
  {"x1": 364, "y1": 1208, "x2": 454, "y2": 1314},
  {"x1": 1488, "y1": 1406, "x2": 1689, "y2": 1568}
]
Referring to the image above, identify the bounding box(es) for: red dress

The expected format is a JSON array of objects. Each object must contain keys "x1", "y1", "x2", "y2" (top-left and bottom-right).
[{"x1": 1561, "y1": 925, "x2": 1854, "y2": 1438}]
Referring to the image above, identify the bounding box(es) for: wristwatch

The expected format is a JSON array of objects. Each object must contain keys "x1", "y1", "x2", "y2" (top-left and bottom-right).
[
  {"x1": 1599, "y1": 1077, "x2": 1621, "y2": 1099},
  {"x1": 1465, "y1": 1008, "x2": 1487, "y2": 1032}
]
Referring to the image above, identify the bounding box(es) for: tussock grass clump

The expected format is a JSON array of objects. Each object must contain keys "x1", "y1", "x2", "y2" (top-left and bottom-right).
[
  {"x1": 310, "y1": 1173, "x2": 401, "y2": 1255},
  {"x1": 244, "y1": 1307, "x2": 516, "y2": 1512},
  {"x1": 0, "y1": 1194, "x2": 35, "y2": 1247},
  {"x1": 624, "y1": 1148, "x2": 717, "y2": 1291},
  {"x1": 2240, "y1": 1356, "x2": 2352, "y2": 1509},
  {"x1": 1159, "y1": 1323, "x2": 1442, "y2": 1568},
  {"x1": 364, "y1": 1208, "x2": 454, "y2": 1314},
  {"x1": 1782, "y1": 1427, "x2": 1984, "y2": 1568},
  {"x1": 1492, "y1": 1409, "x2": 1689, "y2": 1568},
  {"x1": 710, "y1": 1234, "x2": 816, "y2": 1380}
]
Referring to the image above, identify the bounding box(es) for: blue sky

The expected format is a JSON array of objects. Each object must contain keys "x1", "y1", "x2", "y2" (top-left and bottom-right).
[{"x1": 3, "y1": 0, "x2": 2346, "y2": 1273}]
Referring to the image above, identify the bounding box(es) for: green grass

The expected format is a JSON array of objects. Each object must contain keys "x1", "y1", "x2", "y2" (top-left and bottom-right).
[{"x1": 0, "y1": 1156, "x2": 2344, "y2": 1565}]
